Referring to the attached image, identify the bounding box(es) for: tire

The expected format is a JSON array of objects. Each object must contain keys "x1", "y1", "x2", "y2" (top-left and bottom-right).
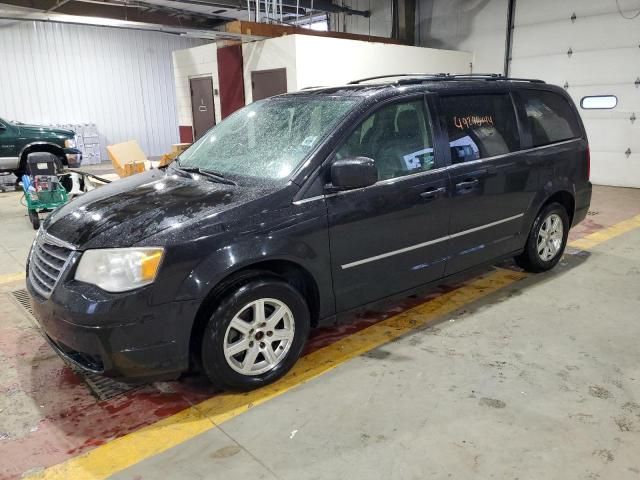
[
  {"x1": 28, "y1": 210, "x2": 40, "y2": 230},
  {"x1": 13, "y1": 171, "x2": 24, "y2": 189},
  {"x1": 201, "y1": 277, "x2": 310, "y2": 391},
  {"x1": 515, "y1": 202, "x2": 569, "y2": 273}
]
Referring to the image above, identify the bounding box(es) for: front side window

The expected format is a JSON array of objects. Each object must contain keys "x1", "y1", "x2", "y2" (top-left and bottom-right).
[
  {"x1": 336, "y1": 99, "x2": 435, "y2": 181},
  {"x1": 439, "y1": 94, "x2": 520, "y2": 163},
  {"x1": 178, "y1": 97, "x2": 359, "y2": 183},
  {"x1": 521, "y1": 90, "x2": 581, "y2": 147}
]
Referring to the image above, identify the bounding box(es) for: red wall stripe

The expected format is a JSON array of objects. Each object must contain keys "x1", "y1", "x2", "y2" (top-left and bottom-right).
[
  {"x1": 217, "y1": 44, "x2": 246, "y2": 120},
  {"x1": 179, "y1": 125, "x2": 193, "y2": 143}
]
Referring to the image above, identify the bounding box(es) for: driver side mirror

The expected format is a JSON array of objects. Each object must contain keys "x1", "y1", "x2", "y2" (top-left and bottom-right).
[{"x1": 330, "y1": 157, "x2": 378, "y2": 190}]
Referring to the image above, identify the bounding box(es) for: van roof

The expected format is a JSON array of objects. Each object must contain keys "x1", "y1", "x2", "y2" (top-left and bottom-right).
[{"x1": 286, "y1": 74, "x2": 554, "y2": 99}]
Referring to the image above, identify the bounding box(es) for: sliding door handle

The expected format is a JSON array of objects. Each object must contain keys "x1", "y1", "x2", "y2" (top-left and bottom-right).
[
  {"x1": 420, "y1": 186, "x2": 446, "y2": 200},
  {"x1": 456, "y1": 178, "x2": 479, "y2": 190}
]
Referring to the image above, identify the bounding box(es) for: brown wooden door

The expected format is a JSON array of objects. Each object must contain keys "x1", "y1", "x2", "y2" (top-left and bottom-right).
[
  {"x1": 251, "y1": 68, "x2": 287, "y2": 102},
  {"x1": 190, "y1": 76, "x2": 216, "y2": 140}
]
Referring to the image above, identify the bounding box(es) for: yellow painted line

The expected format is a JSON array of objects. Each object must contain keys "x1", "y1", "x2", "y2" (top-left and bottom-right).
[
  {"x1": 29, "y1": 267, "x2": 527, "y2": 480},
  {"x1": 569, "y1": 214, "x2": 640, "y2": 250},
  {"x1": 29, "y1": 212, "x2": 640, "y2": 480},
  {"x1": 0, "y1": 271, "x2": 25, "y2": 285}
]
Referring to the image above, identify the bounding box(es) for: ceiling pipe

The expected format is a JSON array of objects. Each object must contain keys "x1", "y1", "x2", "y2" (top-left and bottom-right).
[
  {"x1": 504, "y1": 0, "x2": 516, "y2": 76},
  {"x1": 0, "y1": 0, "x2": 229, "y2": 25},
  {"x1": 44, "y1": 0, "x2": 73, "y2": 12}
]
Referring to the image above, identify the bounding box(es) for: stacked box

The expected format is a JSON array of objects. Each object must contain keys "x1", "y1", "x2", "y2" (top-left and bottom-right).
[{"x1": 55, "y1": 123, "x2": 104, "y2": 165}]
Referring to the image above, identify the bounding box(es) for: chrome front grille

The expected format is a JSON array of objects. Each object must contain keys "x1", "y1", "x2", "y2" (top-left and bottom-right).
[{"x1": 28, "y1": 231, "x2": 75, "y2": 299}]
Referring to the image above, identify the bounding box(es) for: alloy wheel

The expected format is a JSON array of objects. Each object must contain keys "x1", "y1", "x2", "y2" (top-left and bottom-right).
[
  {"x1": 223, "y1": 298, "x2": 295, "y2": 375},
  {"x1": 537, "y1": 213, "x2": 564, "y2": 261}
]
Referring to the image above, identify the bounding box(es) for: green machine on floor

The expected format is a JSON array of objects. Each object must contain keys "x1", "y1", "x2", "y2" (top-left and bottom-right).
[
  {"x1": 21, "y1": 152, "x2": 69, "y2": 230},
  {"x1": 19, "y1": 152, "x2": 112, "y2": 230}
]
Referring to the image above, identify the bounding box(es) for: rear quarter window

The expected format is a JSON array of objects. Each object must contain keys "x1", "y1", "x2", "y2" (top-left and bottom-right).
[
  {"x1": 520, "y1": 90, "x2": 582, "y2": 147},
  {"x1": 439, "y1": 94, "x2": 520, "y2": 164}
]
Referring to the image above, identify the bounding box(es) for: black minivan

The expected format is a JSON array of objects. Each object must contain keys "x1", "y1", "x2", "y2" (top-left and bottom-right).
[{"x1": 27, "y1": 74, "x2": 591, "y2": 390}]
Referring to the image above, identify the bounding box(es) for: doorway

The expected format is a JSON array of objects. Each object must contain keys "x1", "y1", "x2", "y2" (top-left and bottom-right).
[
  {"x1": 190, "y1": 76, "x2": 216, "y2": 140},
  {"x1": 251, "y1": 68, "x2": 287, "y2": 102}
]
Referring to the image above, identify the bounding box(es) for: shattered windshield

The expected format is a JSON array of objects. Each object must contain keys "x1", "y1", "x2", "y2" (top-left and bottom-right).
[{"x1": 176, "y1": 97, "x2": 359, "y2": 183}]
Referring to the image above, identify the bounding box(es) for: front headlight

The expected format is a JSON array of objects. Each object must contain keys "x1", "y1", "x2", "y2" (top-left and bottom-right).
[
  {"x1": 75, "y1": 248, "x2": 164, "y2": 292},
  {"x1": 65, "y1": 138, "x2": 76, "y2": 148}
]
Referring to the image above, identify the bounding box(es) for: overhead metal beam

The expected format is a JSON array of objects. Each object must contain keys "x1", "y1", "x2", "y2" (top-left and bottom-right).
[
  {"x1": 0, "y1": 0, "x2": 227, "y2": 27},
  {"x1": 170, "y1": 0, "x2": 370, "y2": 17},
  {"x1": 44, "y1": 0, "x2": 72, "y2": 12},
  {"x1": 0, "y1": 6, "x2": 266, "y2": 40}
]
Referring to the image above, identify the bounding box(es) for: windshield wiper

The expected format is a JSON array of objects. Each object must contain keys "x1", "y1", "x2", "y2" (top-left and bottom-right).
[{"x1": 174, "y1": 164, "x2": 237, "y2": 186}]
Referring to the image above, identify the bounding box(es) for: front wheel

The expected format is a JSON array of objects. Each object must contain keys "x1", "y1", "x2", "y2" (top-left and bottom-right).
[
  {"x1": 28, "y1": 209, "x2": 40, "y2": 230},
  {"x1": 515, "y1": 202, "x2": 569, "y2": 272},
  {"x1": 201, "y1": 277, "x2": 310, "y2": 391}
]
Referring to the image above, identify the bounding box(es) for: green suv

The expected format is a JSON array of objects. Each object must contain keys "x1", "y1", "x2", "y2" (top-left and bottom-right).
[{"x1": 0, "y1": 117, "x2": 82, "y2": 178}]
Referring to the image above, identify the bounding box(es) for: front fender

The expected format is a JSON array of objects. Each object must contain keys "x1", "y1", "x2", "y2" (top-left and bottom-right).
[{"x1": 165, "y1": 202, "x2": 334, "y2": 319}]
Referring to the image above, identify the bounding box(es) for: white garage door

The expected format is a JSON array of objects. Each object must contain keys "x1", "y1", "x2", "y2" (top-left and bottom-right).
[{"x1": 509, "y1": 0, "x2": 640, "y2": 188}]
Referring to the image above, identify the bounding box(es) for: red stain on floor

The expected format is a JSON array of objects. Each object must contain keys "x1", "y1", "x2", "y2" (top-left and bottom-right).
[
  {"x1": 0, "y1": 278, "x2": 467, "y2": 479},
  {"x1": 568, "y1": 217, "x2": 604, "y2": 240}
]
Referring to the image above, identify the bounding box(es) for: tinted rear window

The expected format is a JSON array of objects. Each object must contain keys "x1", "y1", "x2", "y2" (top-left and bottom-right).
[
  {"x1": 521, "y1": 90, "x2": 581, "y2": 147},
  {"x1": 439, "y1": 94, "x2": 520, "y2": 163}
]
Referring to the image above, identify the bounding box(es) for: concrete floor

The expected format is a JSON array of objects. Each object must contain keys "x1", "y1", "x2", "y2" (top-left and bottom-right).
[
  {"x1": 1, "y1": 185, "x2": 639, "y2": 479},
  {"x1": 114, "y1": 229, "x2": 640, "y2": 480},
  {"x1": 0, "y1": 190, "x2": 34, "y2": 274}
]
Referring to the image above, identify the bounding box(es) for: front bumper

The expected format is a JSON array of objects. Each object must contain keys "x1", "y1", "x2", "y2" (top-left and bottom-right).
[
  {"x1": 27, "y1": 275, "x2": 201, "y2": 382},
  {"x1": 63, "y1": 148, "x2": 82, "y2": 168}
]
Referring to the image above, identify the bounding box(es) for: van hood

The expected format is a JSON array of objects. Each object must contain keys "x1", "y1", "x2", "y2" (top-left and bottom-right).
[{"x1": 43, "y1": 169, "x2": 269, "y2": 249}]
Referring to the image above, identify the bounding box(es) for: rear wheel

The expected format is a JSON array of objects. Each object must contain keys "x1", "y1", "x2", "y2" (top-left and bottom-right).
[
  {"x1": 515, "y1": 202, "x2": 569, "y2": 272},
  {"x1": 200, "y1": 277, "x2": 310, "y2": 391}
]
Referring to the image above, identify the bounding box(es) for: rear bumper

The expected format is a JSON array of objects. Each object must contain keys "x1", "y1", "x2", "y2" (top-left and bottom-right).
[
  {"x1": 27, "y1": 278, "x2": 201, "y2": 382},
  {"x1": 573, "y1": 181, "x2": 592, "y2": 226}
]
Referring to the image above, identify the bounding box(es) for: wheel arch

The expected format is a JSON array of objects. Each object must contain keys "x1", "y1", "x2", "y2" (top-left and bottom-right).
[
  {"x1": 542, "y1": 190, "x2": 575, "y2": 225},
  {"x1": 188, "y1": 258, "x2": 321, "y2": 370},
  {"x1": 18, "y1": 142, "x2": 66, "y2": 171}
]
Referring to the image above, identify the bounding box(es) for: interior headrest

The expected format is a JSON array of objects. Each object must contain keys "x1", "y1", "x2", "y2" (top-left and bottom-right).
[{"x1": 396, "y1": 109, "x2": 420, "y2": 137}]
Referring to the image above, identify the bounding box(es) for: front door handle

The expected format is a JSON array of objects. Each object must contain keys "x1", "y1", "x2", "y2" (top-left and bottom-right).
[
  {"x1": 420, "y1": 186, "x2": 446, "y2": 200},
  {"x1": 456, "y1": 178, "x2": 479, "y2": 190}
]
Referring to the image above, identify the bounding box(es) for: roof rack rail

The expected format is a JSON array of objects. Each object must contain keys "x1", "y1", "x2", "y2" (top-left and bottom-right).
[
  {"x1": 348, "y1": 73, "x2": 546, "y2": 85},
  {"x1": 348, "y1": 73, "x2": 448, "y2": 84}
]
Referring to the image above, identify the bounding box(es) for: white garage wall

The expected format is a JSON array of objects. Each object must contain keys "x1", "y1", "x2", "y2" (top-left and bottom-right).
[
  {"x1": 242, "y1": 35, "x2": 299, "y2": 105},
  {"x1": 242, "y1": 34, "x2": 472, "y2": 104},
  {"x1": 0, "y1": 20, "x2": 206, "y2": 159},
  {"x1": 293, "y1": 34, "x2": 472, "y2": 88},
  {"x1": 510, "y1": 0, "x2": 640, "y2": 188}
]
